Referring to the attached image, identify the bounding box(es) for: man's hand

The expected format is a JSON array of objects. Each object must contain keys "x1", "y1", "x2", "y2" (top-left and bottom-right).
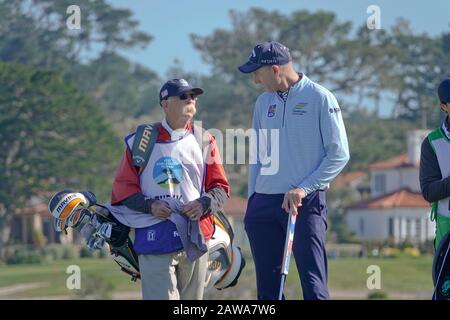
[
  {"x1": 281, "y1": 188, "x2": 306, "y2": 216},
  {"x1": 151, "y1": 200, "x2": 172, "y2": 219},
  {"x1": 181, "y1": 200, "x2": 204, "y2": 221}
]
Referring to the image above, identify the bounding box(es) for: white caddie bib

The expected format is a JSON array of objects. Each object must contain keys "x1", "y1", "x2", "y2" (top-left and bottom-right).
[{"x1": 128, "y1": 133, "x2": 205, "y2": 204}]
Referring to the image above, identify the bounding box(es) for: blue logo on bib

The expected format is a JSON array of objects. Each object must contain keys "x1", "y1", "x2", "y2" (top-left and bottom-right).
[
  {"x1": 133, "y1": 221, "x2": 183, "y2": 254},
  {"x1": 147, "y1": 230, "x2": 155, "y2": 241},
  {"x1": 153, "y1": 156, "x2": 184, "y2": 189}
]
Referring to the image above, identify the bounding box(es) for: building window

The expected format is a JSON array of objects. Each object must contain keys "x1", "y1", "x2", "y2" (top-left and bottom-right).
[
  {"x1": 359, "y1": 218, "x2": 365, "y2": 235},
  {"x1": 43, "y1": 219, "x2": 52, "y2": 243},
  {"x1": 415, "y1": 218, "x2": 421, "y2": 241},
  {"x1": 11, "y1": 217, "x2": 23, "y2": 243},
  {"x1": 406, "y1": 219, "x2": 411, "y2": 239},
  {"x1": 388, "y1": 217, "x2": 394, "y2": 237},
  {"x1": 374, "y1": 174, "x2": 386, "y2": 194}
]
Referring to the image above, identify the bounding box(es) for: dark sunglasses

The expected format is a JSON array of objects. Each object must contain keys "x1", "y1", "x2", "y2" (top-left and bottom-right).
[{"x1": 179, "y1": 92, "x2": 198, "y2": 100}]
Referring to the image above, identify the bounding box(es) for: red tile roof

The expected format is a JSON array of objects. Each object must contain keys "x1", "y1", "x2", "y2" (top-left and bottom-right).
[
  {"x1": 347, "y1": 188, "x2": 430, "y2": 209},
  {"x1": 368, "y1": 154, "x2": 417, "y2": 170},
  {"x1": 333, "y1": 171, "x2": 367, "y2": 188}
]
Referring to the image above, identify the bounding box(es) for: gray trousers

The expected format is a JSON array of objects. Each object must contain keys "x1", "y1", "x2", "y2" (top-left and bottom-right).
[{"x1": 138, "y1": 249, "x2": 209, "y2": 300}]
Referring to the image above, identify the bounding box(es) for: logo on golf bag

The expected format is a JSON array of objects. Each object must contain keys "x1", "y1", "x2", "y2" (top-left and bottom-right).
[{"x1": 441, "y1": 277, "x2": 450, "y2": 296}]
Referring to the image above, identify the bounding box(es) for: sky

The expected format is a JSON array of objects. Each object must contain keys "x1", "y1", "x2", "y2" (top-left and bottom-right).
[{"x1": 109, "y1": 0, "x2": 450, "y2": 78}]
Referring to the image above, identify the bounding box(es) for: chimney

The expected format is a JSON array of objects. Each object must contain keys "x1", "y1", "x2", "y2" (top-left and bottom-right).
[{"x1": 407, "y1": 130, "x2": 431, "y2": 166}]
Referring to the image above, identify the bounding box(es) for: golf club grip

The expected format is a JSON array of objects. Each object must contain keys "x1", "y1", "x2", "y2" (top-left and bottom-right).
[
  {"x1": 281, "y1": 209, "x2": 297, "y2": 275},
  {"x1": 278, "y1": 274, "x2": 286, "y2": 300}
]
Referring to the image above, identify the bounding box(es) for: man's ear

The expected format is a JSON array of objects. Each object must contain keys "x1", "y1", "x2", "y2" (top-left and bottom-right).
[
  {"x1": 440, "y1": 102, "x2": 447, "y2": 112},
  {"x1": 161, "y1": 99, "x2": 168, "y2": 110},
  {"x1": 272, "y1": 65, "x2": 280, "y2": 75}
]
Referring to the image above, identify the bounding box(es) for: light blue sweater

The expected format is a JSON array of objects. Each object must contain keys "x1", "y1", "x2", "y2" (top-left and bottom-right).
[{"x1": 248, "y1": 74, "x2": 350, "y2": 198}]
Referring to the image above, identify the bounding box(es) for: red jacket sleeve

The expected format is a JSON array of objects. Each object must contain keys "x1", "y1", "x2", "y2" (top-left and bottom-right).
[
  {"x1": 111, "y1": 148, "x2": 141, "y2": 205},
  {"x1": 204, "y1": 134, "x2": 230, "y2": 196}
]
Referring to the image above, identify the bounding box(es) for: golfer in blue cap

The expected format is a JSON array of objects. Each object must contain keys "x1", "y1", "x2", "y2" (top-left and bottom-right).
[{"x1": 238, "y1": 41, "x2": 350, "y2": 300}]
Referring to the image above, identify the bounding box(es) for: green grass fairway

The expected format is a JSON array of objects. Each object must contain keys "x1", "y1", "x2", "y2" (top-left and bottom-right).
[
  {"x1": 0, "y1": 258, "x2": 140, "y2": 299},
  {"x1": 0, "y1": 255, "x2": 434, "y2": 300}
]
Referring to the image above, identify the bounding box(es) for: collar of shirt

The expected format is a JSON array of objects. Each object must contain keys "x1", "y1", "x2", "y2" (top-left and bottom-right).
[
  {"x1": 160, "y1": 118, "x2": 192, "y2": 142},
  {"x1": 276, "y1": 72, "x2": 303, "y2": 102},
  {"x1": 276, "y1": 90, "x2": 289, "y2": 103}
]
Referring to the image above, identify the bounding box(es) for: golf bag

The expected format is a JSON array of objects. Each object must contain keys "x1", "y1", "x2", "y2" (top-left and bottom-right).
[
  {"x1": 48, "y1": 190, "x2": 245, "y2": 290},
  {"x1": 432, "y1": 230, "x2": 450, "y2": 300},
  {"x1": 206, "y1": 210, "x2": 246, "y2": 290}
]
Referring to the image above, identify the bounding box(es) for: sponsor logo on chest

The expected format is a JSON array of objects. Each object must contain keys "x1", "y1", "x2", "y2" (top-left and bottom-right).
[{"x1": 293, "y1": 102, "x2": 308, "y2": 115}]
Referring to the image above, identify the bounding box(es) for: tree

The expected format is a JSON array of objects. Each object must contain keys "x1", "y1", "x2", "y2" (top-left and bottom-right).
[
  {"x1": 0, "y1": 0, "x2": 160, "y2": 120},
  {"x1": 190, "y1": 8, "x2": 381, "y2": 126},
  {"x1": 67, "y1": 52, "x2": 161, "y2": 120},
  {"x1": 387, "y1": 19, "x2": 448, "y2": 127},
  {"x1": 0, "y1": 0, "x2": 152, "y2": 68},
  {"x1": 0, "y1": 62, "x2": 122, "y2": 257},
  {"x1": 344, "y1": 110, "x2": 417, "y2": 171}
]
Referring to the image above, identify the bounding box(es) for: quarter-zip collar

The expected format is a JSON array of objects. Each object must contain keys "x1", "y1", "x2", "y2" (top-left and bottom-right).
[{"x1": 275, "y1": 73, "x2": 305, "y2": 127}]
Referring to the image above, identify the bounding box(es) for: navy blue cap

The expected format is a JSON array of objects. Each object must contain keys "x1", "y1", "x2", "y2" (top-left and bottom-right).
[
  {"x1": 238, "y1": 41, "x2": 292, "y2": 74},
  {"x1": 159, "y1": 78, "x2": 204, "y2": 103},
  {"x1": 438, "y1": 76, "x2": 450, "y2": 103}
]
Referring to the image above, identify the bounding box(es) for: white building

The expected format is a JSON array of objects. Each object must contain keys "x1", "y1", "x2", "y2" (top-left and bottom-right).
[{"x1": 346, "y1": 130, "x2": 435, "y2": 244}]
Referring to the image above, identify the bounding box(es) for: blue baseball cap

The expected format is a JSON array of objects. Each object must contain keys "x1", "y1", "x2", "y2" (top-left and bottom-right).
[
  {"x1": 159, "y1": 78, "x2": 204, "y2": 104},
  {"x1": 438, "y1": 76, "x2": 450, "y2": 103},
  {"x1": 238, "y1": 41, "x2": 292, "y2": 74}
]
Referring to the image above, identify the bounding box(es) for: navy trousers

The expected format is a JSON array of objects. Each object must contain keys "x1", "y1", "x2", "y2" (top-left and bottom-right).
[{"x1": 244, "y1": 191, "x2": 329, "y2": 300}]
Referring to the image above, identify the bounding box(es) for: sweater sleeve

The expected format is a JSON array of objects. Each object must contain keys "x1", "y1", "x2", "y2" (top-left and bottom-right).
[
  {"x1": 297, "y1": 91, "x2": 350, "y2": 195},
  {"x1": 419, "y1": 137, "x2": 450, "y2": 203},
  {"x1": 121, "y1": 192, "x2": 156, "y2": 214}
]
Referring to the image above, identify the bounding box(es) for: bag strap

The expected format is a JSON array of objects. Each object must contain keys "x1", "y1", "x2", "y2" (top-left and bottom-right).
[
  {"x1": 131, "y1": 122, "x2": 211, "y2": 176},
  {"x1": 131, "y1": 122, "x2": 160, "y2": 175}
]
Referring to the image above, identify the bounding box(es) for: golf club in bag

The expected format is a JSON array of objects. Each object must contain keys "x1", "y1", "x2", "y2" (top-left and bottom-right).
[
  {"x1": 432, "y1": 230, "x2": 450, "y2": 300},
  {"x1": 278, "y1": 207, "x2": 298, "y2": 300},
  {"x1": 48, "y1": 190, "x2": 245, "y2": 291}
]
